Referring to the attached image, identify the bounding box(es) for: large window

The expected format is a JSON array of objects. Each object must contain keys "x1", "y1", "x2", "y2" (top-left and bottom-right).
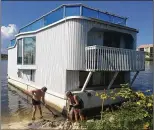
[
  {"x1": 23, "y1": 37, "x2": 36, "y2": 65},
  {"x1": 17, "y1": 39, "x2": 23, "y2": 64}
]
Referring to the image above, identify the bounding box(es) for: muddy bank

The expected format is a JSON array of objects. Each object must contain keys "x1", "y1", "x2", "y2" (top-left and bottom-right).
[{"x1": 2, "y1": 118, "x2": 87, "y2": 130}]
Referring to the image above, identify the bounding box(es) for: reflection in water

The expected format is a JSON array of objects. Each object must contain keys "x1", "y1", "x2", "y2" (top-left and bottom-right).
[
  {"x1": 131, "y1": 61, "x2": 153, "y2": 95},
  {"x1": 1, "y1": 60, "x2": 55, "y2": 126},
  {"x1": 1, "y1": 60, "x2": 153, "y2": 126}
]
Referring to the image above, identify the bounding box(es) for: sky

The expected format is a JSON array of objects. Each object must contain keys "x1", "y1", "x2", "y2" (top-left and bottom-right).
[{"x1": 1, "y1": 1, "x2": 153, "y2": 54}]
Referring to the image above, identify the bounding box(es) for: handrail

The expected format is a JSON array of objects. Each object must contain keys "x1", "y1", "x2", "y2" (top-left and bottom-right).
[{"x1": 85, "y1": 46, "x2": 145, "y2": 72}]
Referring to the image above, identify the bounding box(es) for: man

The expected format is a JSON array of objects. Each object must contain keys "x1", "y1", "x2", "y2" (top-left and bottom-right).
[
  {"x1": 66, "y1": 91, "x2": 85, "y2": 122},
  {"x1": 30, "y1": 87, "x2": 47, "y2": 120}
]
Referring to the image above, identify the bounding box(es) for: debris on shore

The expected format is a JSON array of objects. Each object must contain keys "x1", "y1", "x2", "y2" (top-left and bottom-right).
[{"x1": 2, "y1": 118, "x2": 87, "y2": 130}]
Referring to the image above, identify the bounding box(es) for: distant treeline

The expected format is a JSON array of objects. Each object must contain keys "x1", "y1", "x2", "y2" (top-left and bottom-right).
[{"x1": 1, "y1": 54, "x2": 8, "y2": 60}]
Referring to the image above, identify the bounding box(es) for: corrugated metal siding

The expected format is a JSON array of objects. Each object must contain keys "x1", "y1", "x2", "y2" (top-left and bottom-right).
[
  {"x1": 65, "y1": 18, "x2": 136, "y2": 71},
  {"x1": 8, "y1": 18, "x2": 137, "y2": 95},
  {"x1": 65, "y1": 19, "x2": 87, "y2": 70},
  {"x1": 35, "y1": 21, "x2": 67, "y2": 94},
  {"x1": 8, "y1": 47, "x2": 18, "y2": 79},
  {"x1": 66, "y1": 70, "x2": 79, "y2": 91}
]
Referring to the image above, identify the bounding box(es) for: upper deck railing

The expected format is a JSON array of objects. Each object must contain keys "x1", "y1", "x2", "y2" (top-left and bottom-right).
[
  {"x1": 19, "y1": 4, "x2": 127, "y2": 33},
  {"x1": 85, "y1": 45, "x2": 145, "y2": 72},
  {"x1": 9, "y1": 4, "x2": 127, "y2": 48}
]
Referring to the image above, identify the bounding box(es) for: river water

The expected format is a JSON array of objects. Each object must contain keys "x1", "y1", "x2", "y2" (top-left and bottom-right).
[
  {"x1": 1, "y1": 60, "x2": 153, "y2": 127},
  {"x1": 1, "y1": 60, "x2": 61, "y2": 129}
]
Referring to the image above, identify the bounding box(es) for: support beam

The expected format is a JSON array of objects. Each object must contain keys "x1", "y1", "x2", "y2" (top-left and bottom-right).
[
  {"x1": 107, "y1": 71, "x2": 119, "y2": 89},
  {"x1": 130, "y1": 71, "x2": 139, "y2": 87},
  {"x1": 81, "y1": 71, "x2": 93, "y2": 92}
]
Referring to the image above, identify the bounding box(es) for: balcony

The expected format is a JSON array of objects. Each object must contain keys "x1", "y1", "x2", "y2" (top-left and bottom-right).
[{"x1": 85, "y1": 45, "x2": 145, "y2": 72}]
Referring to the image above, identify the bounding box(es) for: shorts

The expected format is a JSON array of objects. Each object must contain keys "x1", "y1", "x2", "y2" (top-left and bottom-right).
[{"x1": 32, "y1": 99, "x2": 41, "y2": 105}]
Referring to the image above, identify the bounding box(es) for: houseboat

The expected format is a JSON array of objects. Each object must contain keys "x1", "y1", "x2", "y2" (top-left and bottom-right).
[{"x1": 8, "y1": 4, "x2": 145, "y2": 113}]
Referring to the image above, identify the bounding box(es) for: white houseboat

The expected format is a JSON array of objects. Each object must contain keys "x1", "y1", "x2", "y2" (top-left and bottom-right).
[{"x1": 8, "y1": 4, "x2": 145, "y2": 113}]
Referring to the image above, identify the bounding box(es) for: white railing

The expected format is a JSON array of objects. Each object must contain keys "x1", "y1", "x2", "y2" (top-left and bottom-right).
[{"x1": 85, "y1": 45, "x2": 145, "y2": 71}]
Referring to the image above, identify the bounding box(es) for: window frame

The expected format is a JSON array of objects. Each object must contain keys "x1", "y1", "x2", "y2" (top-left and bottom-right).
[
  {"x1": 17, "y1": 39, "x2": 23, "y2": 65},
  {"x1": 30, "y1": 70, "x2": 35, "y2": 82},
  {"x1": 23, "y1": 36, "x2": 36, "y2": 65}
]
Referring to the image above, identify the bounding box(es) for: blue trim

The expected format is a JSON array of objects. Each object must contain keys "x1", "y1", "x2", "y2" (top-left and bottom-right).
[
  {"x1": 10, "y1": 4, "x2": 128, "y2": 47},
  {"x1": 9, "y1": 39, "x2": 16, "y2": 47},
  {"x1": 19, "y1": 4, "x2": 127, "y2": 33},
  {"x1": 63, "y1": 5, "x2": 66, "y2": 18}
]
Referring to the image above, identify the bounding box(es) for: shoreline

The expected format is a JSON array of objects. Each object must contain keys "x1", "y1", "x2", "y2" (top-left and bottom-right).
[{"x1": 2, "y1": 118, "x2": 84, "y2": 130}]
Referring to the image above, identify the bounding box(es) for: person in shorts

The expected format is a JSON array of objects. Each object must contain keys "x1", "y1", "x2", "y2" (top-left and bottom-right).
[
  {"x1": 66, "y1": 91, "x2": 85, "y2": 122},
  {"x1": 30, "y1": 87, "x2": 47, "y2": 120}
]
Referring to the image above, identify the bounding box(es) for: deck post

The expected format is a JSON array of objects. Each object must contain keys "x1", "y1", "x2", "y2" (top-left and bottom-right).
[
  {"x1": 130, "y1": 71, "x2": 139, "y2": 87},
  {"x1": 107, "y1": 71, "x2": 119, "y2": 89},
  {"x1": 81, "y1": 71, "x2": 93, "y2": 92}
]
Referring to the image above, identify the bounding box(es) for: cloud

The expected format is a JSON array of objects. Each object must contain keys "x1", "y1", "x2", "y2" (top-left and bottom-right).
[
  {"x1": 1, "y1": 24, "x2": 18, "y2": 39},
  {"x1": 1, "y1": 48, "x2": 7, "y2": 54},
  {"x1": 1, "y1": 24, "x2": 18, "y2": 54}
]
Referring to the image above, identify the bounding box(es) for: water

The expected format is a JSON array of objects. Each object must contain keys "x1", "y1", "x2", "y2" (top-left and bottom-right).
[
  {"x1": 1, "y1": 60, "x2": 153, "y2": 126},
  {"x1": 1, "y1": 60, "x2": 59, "y2": 128},
  {"x1": 131, "y1": 61, "x2": 153, "y2": 94}
]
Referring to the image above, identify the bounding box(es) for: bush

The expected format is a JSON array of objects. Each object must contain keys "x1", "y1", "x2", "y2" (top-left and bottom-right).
[
  {"x1": 85, "y1": 101, "x2": 152, "y2": 130},
  {"x1": 82, "y1": 84, "x2": 153, "y2": 130}
]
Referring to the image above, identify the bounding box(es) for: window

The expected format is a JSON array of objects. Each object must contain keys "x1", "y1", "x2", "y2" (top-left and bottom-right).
[
  {"x1": 23, "y1": 37, "x2": 36, "y2": 65},
  {"x1": 30, "y1": 70, "x2": 35, "y2": 82},
  {"x1": 150, "y1": 47, "x2": 153, "y2": 53},
  {"x1": 140, "y1": 48, "x2": 144, "y2": 51},
  {"x1": 17, "y1": 70, "x2": 22, "y2": 78},
  {"x1": 17, "y1": 39, "x2": 23, "y2": 64},
  {"x1": 22, "y1": 70, "x2": 35, "y2": 82},
  {"x1": 65, "y1": 6, "x2": 80, "y2": 17}
]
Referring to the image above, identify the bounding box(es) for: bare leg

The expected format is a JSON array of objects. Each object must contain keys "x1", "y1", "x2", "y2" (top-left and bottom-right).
[
  {"x1": 80, "y1": 114, "x2": 85, "y2": 121},
  {"x1": 74, "y1": 109, "x2": 79, "y2": 122},
  {"x1": 79, "y1": 109, "x2": 86, "y2": 121},
  {"x1": 38, "y1": 105, "x2": 43, "y2": 118},
  {"x1": 68, "y1": 108, "x2": 74, "y2": 121},
  {"x1": 32, "y1": 105, "x2": 36, "y2": 120}
]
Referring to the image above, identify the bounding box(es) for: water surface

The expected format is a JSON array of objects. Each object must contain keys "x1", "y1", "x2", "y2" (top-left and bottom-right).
[{"x1": 1, "y1": 60, "x2": 58, "y2": 127}]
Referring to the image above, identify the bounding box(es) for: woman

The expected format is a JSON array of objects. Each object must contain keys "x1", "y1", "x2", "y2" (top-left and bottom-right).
[{"x1": 66, "y1": 91, "x2": 85, "y2": 122}]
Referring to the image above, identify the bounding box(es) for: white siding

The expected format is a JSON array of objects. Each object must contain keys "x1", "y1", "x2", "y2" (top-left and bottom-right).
[
  {"x1": 65, "y1": 18, "x2": 137, "y2": 71},
  {"x1": 66, "y1": 70, "x2": 79, "y2": 91},
  {"x1": 8, "y1": 18, "x2": 137, "y2": 100},
  {"x1": 8, "y1": 47, "x2": 18, "y2": 79},
  {"x1": 35, "y1": 22, "x2": 67, "y2": 94}
]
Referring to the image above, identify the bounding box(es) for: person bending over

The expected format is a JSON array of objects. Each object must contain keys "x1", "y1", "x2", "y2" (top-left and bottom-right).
[
  {"x1": 66, "y1": 91, "x2": 85, "y2": 122},
  {"x1": 30, "y1": 87, "x2": 47, "y2": 120}
]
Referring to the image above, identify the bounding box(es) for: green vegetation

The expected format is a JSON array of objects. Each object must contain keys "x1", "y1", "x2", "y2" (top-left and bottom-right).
[
  {"x1": 82, "y1": 84, "x2": 153, "y2": 130},
  {"x1": 1, "y1": 54, "x2": 8, "y2": 60},
  {"x1": 145, "y1": 57, "x2": 153, "y2": 61}
]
